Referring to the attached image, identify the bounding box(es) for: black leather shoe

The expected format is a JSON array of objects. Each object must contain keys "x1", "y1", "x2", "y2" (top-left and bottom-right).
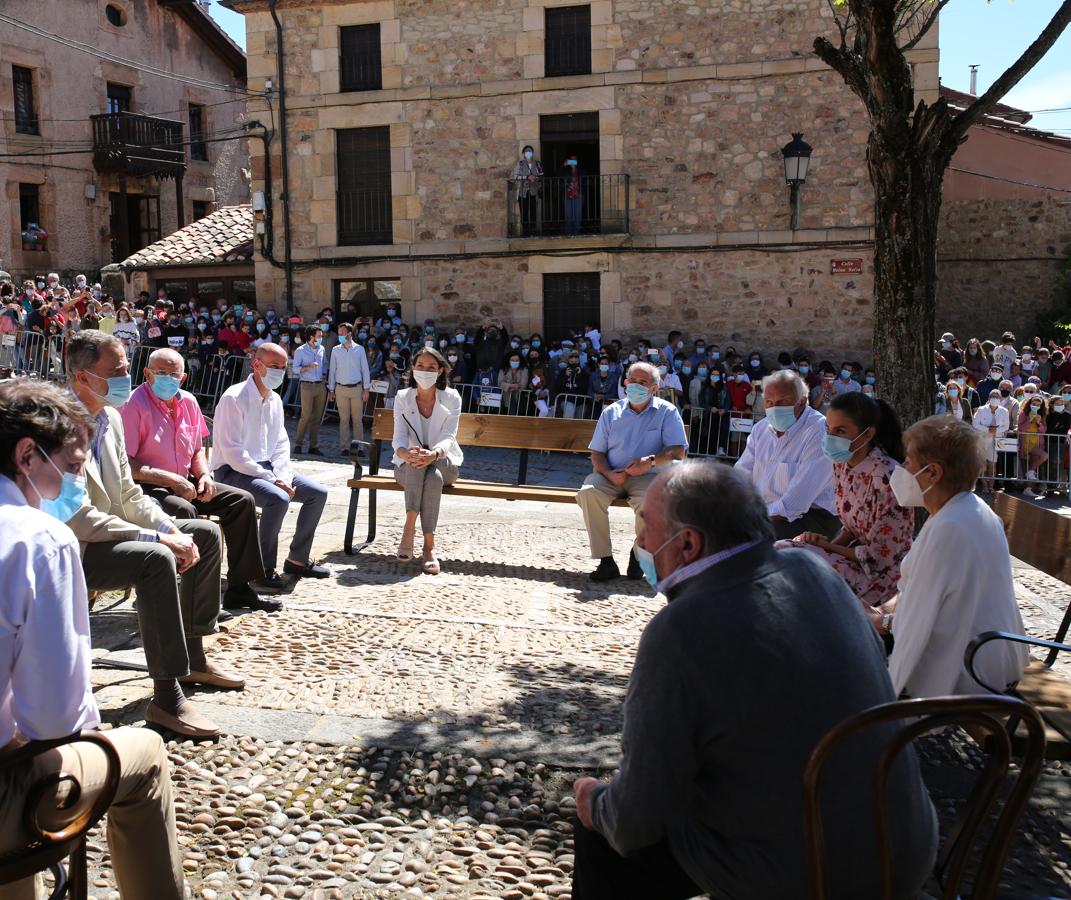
[
  {"x1": 307, "y1": 447, "x2": 324, "y2": 456},
  {"x1": 283, "y1": 560, "x2": 330, "y2": 578},
  {"x1": 223, "y1": 584, "x2": 283, "y2": 612},
  {"x1": 626, "y1": 549, "x2": 643, "y2": 580},
  {"x1": 589, "y1": 557, "x2": 620, "y2": 582},
  {"x1": 293, "y1": 444, "x2": 303, "y2": 455},
  {"x1": 251, "y1": 571, "x2": 287, "y2": 594}
]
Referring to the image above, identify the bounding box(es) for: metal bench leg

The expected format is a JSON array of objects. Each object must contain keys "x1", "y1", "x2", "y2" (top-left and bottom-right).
[{"x1": 344, "y1": 485, "x2": 362, "y2": 556}]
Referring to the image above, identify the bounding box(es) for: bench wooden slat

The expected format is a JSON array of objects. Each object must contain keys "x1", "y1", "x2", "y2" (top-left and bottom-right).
[
  {"x1": 347, "y1": 475, "x2": 630, "y2": 506},
  {"x1": 994, "y1": 492, "x2": 1071, "y2": 586},
  {"x1": 371, "y1": 407, "x2": 598, "y2": 452},
  {"x1": 1014, "y1": 661, "x2": 1071, "y2": 710}
]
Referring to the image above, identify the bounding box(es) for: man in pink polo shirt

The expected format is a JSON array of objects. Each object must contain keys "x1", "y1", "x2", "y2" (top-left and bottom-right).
[{"x1": 120, "y1": 348, "x2": 280, "y2": 612}]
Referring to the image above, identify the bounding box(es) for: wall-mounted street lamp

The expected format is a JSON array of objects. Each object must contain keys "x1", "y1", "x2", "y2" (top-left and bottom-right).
[{"x1": 781, "y1": 133, "x2": 812, "y2": 231}]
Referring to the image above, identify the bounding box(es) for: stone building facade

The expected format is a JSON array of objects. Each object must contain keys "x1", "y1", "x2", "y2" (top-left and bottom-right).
[
  {"x1": 0, "y1": 1, "x2": 248, "y2": 285},
  {"x1": 227, "y1": 0, "x2": 938, "y2": 361}
]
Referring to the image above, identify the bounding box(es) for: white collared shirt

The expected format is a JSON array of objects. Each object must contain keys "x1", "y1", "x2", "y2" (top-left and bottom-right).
[
  {"x1": 734, "y1": 404, "x2": 835, "y2": 521},
  {"x1": 0, "y1": 476, "x2": 99, "y2": 744},
  {"x1": 211, "y1": 376, "x2": 294, "y2": 484},
  {"x1": 327, "y1": 341, "x2": 371, "y2": 390}
]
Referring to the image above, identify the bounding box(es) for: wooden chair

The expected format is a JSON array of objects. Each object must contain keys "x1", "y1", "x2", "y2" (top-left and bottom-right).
[
  {"x1": 803, "y1": 695, "x2": 1047, "y2": 900},
  {"x1": 965, "y1": 493, "x2": 1071, "y2": 757},
  {"x1": 0, "y1": 731, "x2": 121, "y2": 900}
]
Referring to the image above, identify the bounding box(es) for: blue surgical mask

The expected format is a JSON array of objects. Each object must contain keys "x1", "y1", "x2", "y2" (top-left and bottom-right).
[
  {"x1": 822, "y1": 430, "x2": 866, "y2": 464},
  {"x1": 840, "y1": 369, "x2": 852, "y2": 379},
  {"x1": 681, "y1": 366, "x2": 692, "y2": 376},
  {"x1": 86, "y1": 371, "x2": 131, "y2": 407},
  {"x1": 673, "y1": 359, "x2": 683, "y2": 370},
  {"x1": 711, "y1": 351, "x2": 721, "y2": 361},
  {"x1": 626, "y1": 383, "x2": 651, "y2": 405},
  {"x1": 765, "y1": 404, "x2": 798, "y2": 432},
  {"x1": 697, "y1": 367, "x2": 708, "y2": 378},
  {"x1": 27, "y1": 447, "x2": 85, "y2": 523},
  {"x1": 657, "y1": 365, "x2": 667, "y2": 376},
  {"x1": 599, "y1": 364, "x2": 609, "y2": 374},
  {"x1": 633, "y1": 530, "x2": 684, "y2": 590},
  {"x1": 532, "y1": 340, "x2": 541, "y2": 349},
  {"x1": 566, "y1": 159, "x2": 577, "y2": 167},
  {"x1": 510, "y1": 359, "x2": 520, "y2": 369},
  {"x1": 339, "y1": 334, "x2": 350, "y2": 345},
  {"x1": 799, "y1": 365, "x2": 810, "y2": 375},
  {"x1": 197, "y1": 322, "x2": 207, "y2": 331},
  {"x1": 866, "y1": 375, "x2": 876, "y2": 385},
  {"x1": 150, "y1": 374, "x2": 181, "y2": 402},
  {"x1": 524, "y1": 150, "x2": 534, "y2": 160}
]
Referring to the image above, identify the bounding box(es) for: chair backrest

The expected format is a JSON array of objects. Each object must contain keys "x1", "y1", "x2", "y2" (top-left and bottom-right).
[
  {"x1": 0, "y1": 731, "x2": 121, "y2": 887},
  {"x1": 371, "y1": 407, "x2": 597, "y2": 453},
  {"x1": 993, "y1": 492, "x2": 1071, "y2": 586},
  {"x1": 803, "y1": 694, "x2": 1046, "y2": 900}
]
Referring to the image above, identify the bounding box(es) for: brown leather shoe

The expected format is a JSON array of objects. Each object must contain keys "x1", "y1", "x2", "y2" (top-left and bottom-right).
[
  {"x1": 178, "y1": 660, "x2": 246, "y2": 690},
  {"x1": 145, "y1": 700, "x2": 221, "y2": 739}
]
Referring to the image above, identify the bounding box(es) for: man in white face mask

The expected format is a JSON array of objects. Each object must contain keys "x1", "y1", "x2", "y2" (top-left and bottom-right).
[
  {"x1": 570, "y1": 460, "x2": 937, "y2": 900},
  {"x1": 212, "y1": 343, "x2": 330, "y2": 590}
]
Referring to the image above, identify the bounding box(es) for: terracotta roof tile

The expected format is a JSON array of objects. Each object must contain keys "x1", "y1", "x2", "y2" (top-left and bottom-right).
[{"x1": 117, "y1": 204, "x2": 253, "y2": 270}]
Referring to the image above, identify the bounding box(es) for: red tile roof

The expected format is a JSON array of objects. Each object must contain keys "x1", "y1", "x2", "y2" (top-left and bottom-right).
[{"x1": 117, "y1": 204, "x2": 253, "y2": 270}]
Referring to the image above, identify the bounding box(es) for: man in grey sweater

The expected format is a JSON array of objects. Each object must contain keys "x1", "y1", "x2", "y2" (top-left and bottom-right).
[{"x1": 572, "y1": 461, "x2": 937, "y2": 900}]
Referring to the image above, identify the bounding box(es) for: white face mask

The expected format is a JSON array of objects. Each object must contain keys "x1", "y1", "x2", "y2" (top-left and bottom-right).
[
  {"x1": 889, "y1": 464, "x2": 933, "y2": 508},
  {"x1": 413, "y1": 369, "x2": 439, "y2": 389}
]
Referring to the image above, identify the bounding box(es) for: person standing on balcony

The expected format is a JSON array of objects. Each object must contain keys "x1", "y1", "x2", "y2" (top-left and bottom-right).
[
  {"x1": 511, "y1": 145, "x2": 543, "y2": 237},
  {"x1": 563, "y1": 153, "x2": 583, "y2": 237}
]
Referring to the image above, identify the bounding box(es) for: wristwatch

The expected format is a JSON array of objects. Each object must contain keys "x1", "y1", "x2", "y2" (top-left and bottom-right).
[
  {"x1": 645, "y1": 454, "x2": 657, "y2": 469},
  {"x1": 881, "y1": 613, "x2": 893, "y2": 634}
]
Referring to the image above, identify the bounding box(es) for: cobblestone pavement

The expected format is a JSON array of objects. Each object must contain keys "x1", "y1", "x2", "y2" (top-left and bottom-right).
[{"x1": 77, "y1": 432, "x2": 1071, "y2": 899}]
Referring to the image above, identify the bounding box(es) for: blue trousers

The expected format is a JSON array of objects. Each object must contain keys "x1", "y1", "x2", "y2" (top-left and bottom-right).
[
  {"x1": 214, "y1": 463, "x2": 328, "y2": 572},
  {"x1": 565, "y1": 196, "x2": 582, "y2": 235}
]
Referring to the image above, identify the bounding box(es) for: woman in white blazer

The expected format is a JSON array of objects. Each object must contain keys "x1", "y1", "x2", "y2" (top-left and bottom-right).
[{"x1": 392, "y1": 348, "x2": 464, "y2": 573}]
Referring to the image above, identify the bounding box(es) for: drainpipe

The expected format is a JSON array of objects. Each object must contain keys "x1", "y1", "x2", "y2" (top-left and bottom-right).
[{"x1": 268, "y1": 0, "x2": 295, "y2": 309}]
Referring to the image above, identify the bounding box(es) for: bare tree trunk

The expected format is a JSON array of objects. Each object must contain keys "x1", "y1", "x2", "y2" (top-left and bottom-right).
[{"x1": 868, "y1": 140, "x2": 945, "y2": 425}]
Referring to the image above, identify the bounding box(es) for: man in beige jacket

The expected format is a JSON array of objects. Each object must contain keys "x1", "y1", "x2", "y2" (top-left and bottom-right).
[{"x1": 66, "y1": 331, "x2": 243, "y2": 739}]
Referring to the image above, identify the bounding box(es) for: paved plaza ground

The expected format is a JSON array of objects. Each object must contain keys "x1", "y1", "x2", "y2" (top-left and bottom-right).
[{"x1": 80, "y1": 429, "x2": 1071, "y2": 899}]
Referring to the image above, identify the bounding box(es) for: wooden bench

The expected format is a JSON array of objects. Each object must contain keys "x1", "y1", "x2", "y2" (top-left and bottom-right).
[
  {"x1": 343, "y1": 408, "x2": 632, "y2": 554},
  {"x1": 966, "y1": 492, "x2": 1071, "y2": 757}
]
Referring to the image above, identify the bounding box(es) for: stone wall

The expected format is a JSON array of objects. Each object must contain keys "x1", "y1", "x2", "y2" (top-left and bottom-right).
[
  {"x1": 937, "y1": 197, "x2": 1071, "y2": 342},
  {"x1": 231, "y1": 0, "x2": 940, "y2": 357}
]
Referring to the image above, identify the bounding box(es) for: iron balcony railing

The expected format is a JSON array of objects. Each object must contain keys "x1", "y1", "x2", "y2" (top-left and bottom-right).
[
  {"x1": 507, "y1": 173, "x2": 629, "y2": 239},
  {"x1": 90, "y1": 111, "x2": 186, "y2": 177}
]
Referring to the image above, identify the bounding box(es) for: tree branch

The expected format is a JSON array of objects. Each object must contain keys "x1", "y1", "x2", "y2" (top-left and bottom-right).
[
  {"x1": 899, "y1": 0, "x2": 953, "y2": 52},
  {"x1": 813, "y1": 36, "x2": 867, "y2": 99},
  {"x1": 946, "y1": 0, "x2": 1071, "y2": 150}
]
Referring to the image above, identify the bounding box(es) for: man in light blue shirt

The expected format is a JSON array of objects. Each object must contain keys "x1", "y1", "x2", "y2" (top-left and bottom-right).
[
  {"x1": 328, "y1": 322, "x2": 371, "y2": 457},
  {"x1": 577, "y1": 362, "x2": 688, "y2": 582},
  {"x1": 293, "y1": 325, "x2": 326, "y2": 455}
]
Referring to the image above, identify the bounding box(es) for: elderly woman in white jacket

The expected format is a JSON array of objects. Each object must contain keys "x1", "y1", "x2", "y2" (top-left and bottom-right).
[{"x1": 392, "y1": 347, "x2": 464, "y2": 574}]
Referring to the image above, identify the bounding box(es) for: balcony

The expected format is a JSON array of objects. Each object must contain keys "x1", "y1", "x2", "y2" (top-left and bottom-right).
[
  {"x1": 507, "y1": 173, "x2": 629, "y2": 239},
  {"x1": 91, "y1": 111, "x2": 187, "y2": 179}
]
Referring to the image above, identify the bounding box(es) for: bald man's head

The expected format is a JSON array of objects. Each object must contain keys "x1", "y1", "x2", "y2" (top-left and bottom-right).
[
  {"x1": 147, "y1": 347, "x2": 185, "y2": 374},
  {"x1": 255, "y1": 342, "x2": 288, "y2": 368}
]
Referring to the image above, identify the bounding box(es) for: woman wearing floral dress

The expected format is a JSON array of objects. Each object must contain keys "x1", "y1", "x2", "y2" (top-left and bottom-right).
[{"x1": 784, "y1": 391, "x2": 914, "y2": 607}]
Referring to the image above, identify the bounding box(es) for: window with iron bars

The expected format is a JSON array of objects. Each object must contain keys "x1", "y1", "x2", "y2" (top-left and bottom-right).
[
  {"x1": 12, "y1": 66, "x2": 38, "y2": 134},
  {"x1": 543, "y1": 272, "x2": 600, "y2": 343},
  {"x1": 336, "y1": 126, "x2": 393, "y2": 245},
  {"x1": 544, "y1": 5, "x2": 592, "y2": 77},
  {"x1": 188, "y1": 104, "x2": 208, "y2": 161},
  {"x1": 340, "y1": 23, "x2": 383, "y2": 92}
]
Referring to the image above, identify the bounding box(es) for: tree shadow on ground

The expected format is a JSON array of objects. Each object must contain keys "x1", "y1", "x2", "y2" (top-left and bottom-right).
[{"x1": 321, "y1": 547, "x2": 654, "y2": 598}]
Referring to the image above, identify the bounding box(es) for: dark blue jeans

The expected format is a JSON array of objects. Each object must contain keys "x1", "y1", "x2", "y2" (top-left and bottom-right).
[
  {"x1": 214, "y1": 463, "x2": 327, "y2": 572},
  {"x1": 565, "y1": 196, "x2": 582, "y2": 235}
]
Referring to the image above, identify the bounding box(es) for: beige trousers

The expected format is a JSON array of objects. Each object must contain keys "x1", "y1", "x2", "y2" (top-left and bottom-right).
[
  {"x1": 295, "y1": 381, "x2": 326, "y2": 447},
  {"x1": 575, "y1": 471, "x2": 658, "y2": 559},
  {"x1": 334, "y1": 383, "x2": 365, "y2": 451},
  {"x1": 0, "y1": 727, "x2": 184, "y2": 900}
]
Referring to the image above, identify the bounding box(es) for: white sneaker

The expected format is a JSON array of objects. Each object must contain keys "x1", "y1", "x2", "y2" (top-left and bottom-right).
[
  {"x1": 1026, "y1": 469, "x2": 1038, "y2": 480},
  {"x1": 718, "y1": 446, "x2": 727, "y2": 456},
  {"x1": 1022, "y1": 488, "x2": 1038, "y2": 499}
]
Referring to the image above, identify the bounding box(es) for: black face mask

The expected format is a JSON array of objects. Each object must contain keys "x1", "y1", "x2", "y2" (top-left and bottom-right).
[{"x1": 1000, "y1": 389, "x2": 1011, "y2": 397}]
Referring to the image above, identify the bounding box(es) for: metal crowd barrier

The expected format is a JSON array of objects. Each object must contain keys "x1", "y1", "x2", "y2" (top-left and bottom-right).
[
  {"x1": 0, "y1": 330, "x2": 64, "y2": 380},
  {"x1": 988, "y1": 431, "x2": 1071, "y2": 494}
]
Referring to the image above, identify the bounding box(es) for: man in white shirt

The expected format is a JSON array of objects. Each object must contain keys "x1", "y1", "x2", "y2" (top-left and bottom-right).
[
  {"x1": 328, "y1": 322, "x2": 371, "y2": 459},
  {"x1": 735, "y1": 370, "x2": 839, "y2": 540},
  {"x1": 213, "y1": 343, "x2": 330, "y2": 589},
  {"x1": 991, "y1": 332, "x2": 1019, "y2": 377},
  {"x1": 0, "y1": 380, "x2": 184, "y2": 899}
]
